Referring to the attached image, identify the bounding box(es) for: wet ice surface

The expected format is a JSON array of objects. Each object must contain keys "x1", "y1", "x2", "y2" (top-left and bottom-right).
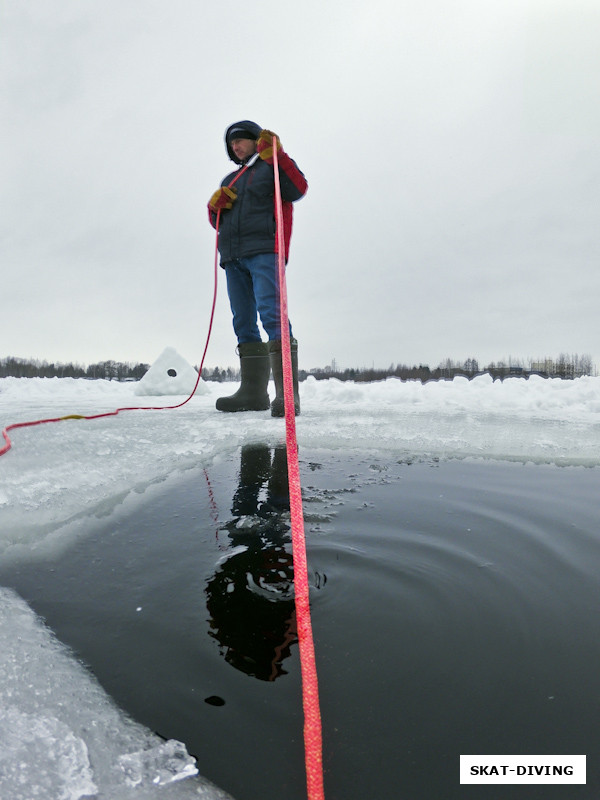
[
  {"x1": 2, "y1": 373, "x2": 600, "y2": 550},
  {"x1": 2, "y1": 375, "x2": 600, "y2": 799}
]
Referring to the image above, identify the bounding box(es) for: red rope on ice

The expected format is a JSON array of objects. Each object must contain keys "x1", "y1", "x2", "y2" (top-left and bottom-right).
[
  {"x1": 273, "y1": 139, "x2": 325, "y2": 800},
  {"x1": 0, "y1": 365, "x2": 210, "y2": 457},
  {"x1": 0, "y1": 292, "x2": 216, "y2": 457},
  {"x1": 0, "y1": 221, "x2": 222, "y2": 459},
  {"x1": 0, "y1": 166, "x2": 256, "y2": 459}
]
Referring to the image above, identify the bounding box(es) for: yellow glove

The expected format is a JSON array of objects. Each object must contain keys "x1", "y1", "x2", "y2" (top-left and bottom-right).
[
  {"x1": 208, "y1": 186, "x2": 237, "y2": 213},
  {"x1": 256, "y1": 129, "x2": 283, "y2": 164}
]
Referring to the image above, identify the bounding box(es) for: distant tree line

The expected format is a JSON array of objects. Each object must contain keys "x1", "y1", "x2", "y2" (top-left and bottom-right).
[
  {"x1": 1, "y1": 352, "x2": 595, "y2": 383},
  {"x1": 199, "y1": 366, "x2": 239, "y2": 382},
  {"x1": 0, "y1": 356, "x2": 149, "y2": 381},
  {"x1": 308, "y1": 353, "x2": 596, "y2": 382}
]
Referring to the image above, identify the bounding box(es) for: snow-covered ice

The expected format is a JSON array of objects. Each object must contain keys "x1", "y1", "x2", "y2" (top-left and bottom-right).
[{"x1": 1, "y1": 372, "x2": 600, "y2": 798}]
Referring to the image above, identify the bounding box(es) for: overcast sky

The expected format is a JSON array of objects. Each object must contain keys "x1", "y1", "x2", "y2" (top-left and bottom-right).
[{"x1": 2, "y1": 0, "x2": 599, "y2": 373}]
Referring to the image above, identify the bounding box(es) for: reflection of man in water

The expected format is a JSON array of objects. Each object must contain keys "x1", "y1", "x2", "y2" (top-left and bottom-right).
[{"x1": 205, "y1": 444, "x2": 297, "y2": 682}]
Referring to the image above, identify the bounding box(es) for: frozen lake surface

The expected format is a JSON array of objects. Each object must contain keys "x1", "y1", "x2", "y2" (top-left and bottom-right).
[{"x1": 1, "y1": 375, "x2": 600, "y2": 798}]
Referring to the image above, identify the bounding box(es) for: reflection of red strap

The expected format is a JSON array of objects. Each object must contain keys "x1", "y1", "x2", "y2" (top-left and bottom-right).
[{"x1": 273, "y1": 142, "x2": 325, "y2": 800}]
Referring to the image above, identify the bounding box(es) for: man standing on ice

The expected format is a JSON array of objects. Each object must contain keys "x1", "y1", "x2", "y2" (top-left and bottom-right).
[{"x1": 207, "y1": 121, "x2": 307, "y2": 416}]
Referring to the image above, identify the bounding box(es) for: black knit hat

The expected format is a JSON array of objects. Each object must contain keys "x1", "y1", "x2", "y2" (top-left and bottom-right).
[{"x1": 226, "y1": 126, "x2": 257, "y2": 144}]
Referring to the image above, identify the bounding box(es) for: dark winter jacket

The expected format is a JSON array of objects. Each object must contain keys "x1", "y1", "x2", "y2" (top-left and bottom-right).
[{"x1": 208, "y1": 120, "x2": 307, "y2": 265}]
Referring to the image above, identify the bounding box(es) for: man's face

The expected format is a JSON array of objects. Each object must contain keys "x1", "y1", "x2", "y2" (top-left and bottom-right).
[{"x1": 231, "y1": 137, "x2": 257, "y2": 162}]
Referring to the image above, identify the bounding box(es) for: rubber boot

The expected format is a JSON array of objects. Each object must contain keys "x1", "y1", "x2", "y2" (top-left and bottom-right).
[
  {"x1": 216, "y1": 341, "x2": 270, "y2": 412},
  {"x1": 232, "y1": 443, "x2": 272, "y2": 515},
  {"x1": 268, "y1": 339, "x2": 300, "y2": 417},
  {"x1": 265, "y1": 445, "x2": 291, "y2": 512}
]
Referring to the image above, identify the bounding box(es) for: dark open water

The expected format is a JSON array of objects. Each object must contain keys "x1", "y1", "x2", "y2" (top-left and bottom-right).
[{"x1": 1, "y1": 447, "x2": 600, "y2": 800}]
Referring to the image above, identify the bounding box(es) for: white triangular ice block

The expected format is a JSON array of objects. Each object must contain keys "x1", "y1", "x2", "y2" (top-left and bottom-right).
[{"x1": 134, "y1": 347, "x2": 208, "y2": 396}]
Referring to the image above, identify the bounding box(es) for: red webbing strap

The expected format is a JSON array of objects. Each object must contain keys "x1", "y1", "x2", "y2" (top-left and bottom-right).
[{"x1": 273, "y1": 140, "x2": 325, "y2": 800}]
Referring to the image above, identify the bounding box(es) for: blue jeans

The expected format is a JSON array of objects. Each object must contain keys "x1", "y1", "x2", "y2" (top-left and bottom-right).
[{"x1": 224, "y1": 253, "x2": 293, "y2": 344}]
